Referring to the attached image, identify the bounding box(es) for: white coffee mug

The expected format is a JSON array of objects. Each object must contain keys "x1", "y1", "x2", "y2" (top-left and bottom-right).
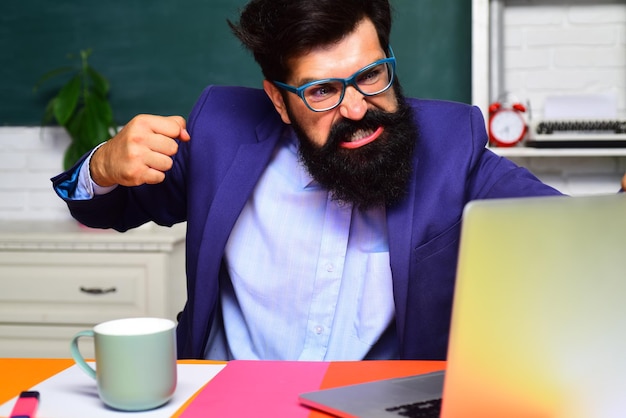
[{"x1": 70, "y1": 317, "x2": 177, "y2": 411}]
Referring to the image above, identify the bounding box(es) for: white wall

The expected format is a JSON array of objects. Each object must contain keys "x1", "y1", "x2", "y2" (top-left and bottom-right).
[
  {"x1": 0, "y1": 127, "x2": 73, "y2": 221},
  {"x1": 503, "y1": 0, "x2": 626, "y2": 119}
]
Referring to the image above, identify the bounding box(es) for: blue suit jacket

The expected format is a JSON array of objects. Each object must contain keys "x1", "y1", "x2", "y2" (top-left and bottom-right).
[{"x1": 52, "y1": 86, "x2": 560, "y2": 360}]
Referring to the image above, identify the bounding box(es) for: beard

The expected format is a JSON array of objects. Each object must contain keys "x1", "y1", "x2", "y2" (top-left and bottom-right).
[{"x1": 288, "y1": 88, "x2": 417, "y2": 209}]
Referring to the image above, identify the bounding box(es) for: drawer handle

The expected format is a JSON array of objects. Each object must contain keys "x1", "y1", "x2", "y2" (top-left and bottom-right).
[{"x1": 79, "y1": 286, "x2": 117, "y2": 295}]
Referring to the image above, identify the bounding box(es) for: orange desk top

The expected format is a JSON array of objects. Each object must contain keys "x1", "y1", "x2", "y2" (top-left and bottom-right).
[
  {"x1": 0, "y1": 358, "x2": 446, "y2": 418},
  {"x1": 0, "y1": 358, "x2": 75, "y2": 404}
]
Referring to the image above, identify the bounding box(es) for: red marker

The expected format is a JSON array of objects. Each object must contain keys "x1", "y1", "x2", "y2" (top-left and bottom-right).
[{"x1": 10, "y1": 391, "x2": 39, "y2": 418}]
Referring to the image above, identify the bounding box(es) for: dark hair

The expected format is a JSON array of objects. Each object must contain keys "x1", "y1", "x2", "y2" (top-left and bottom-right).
[{"x1": 228, "y1": 0, "x2": 393, "y2": 82}]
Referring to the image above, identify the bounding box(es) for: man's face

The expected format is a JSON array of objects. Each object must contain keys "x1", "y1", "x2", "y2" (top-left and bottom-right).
[{"x1": 264, "y1": 18, "x2": 417, "y2": 208}]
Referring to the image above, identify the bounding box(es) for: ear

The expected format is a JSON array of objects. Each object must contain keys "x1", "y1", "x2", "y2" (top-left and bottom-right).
[{"x1": 263, "y1": 80, "x2": 292, "y2": 124}]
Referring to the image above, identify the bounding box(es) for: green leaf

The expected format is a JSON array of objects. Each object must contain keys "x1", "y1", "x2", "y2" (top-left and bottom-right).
[
  {"x1": 53, "y1": 75, "x2": 81, "y2": 126},
  {"x1": 87, "y1": 66, "x2": 110, "y2": 97},
  {"x1": 36, "y1": 49, "x2": 117, "y2": 168},
  {"x1": 87, "y1": 92, "x2": 114, "y2": 127},
  {"x1": 65, "y1": 94, "x2": 113, "y2": 152},
  {"x1": 64, "y1": 107, "x2": 85, "y2": 144}
]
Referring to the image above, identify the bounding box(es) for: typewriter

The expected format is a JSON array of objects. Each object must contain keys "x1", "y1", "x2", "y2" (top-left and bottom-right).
[
  {"x1": 525, "y1": 94, "x2": 626, "y2": 148},
  {"x1": 526, "y1": 119, "x2": 626, "y2": 148}
]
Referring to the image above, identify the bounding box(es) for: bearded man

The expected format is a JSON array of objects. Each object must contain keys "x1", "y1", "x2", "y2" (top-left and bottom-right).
[{"x1": 52, "y1": 0, "x2": 564, "y2": 361}]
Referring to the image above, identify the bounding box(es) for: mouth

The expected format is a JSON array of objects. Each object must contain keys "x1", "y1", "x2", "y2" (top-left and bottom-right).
[{"x1": 339, "y1": 126, "x2": 384, "y2": 149}]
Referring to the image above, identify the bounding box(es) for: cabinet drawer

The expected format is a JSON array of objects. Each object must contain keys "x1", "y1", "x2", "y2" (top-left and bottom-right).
[
  {"x1": 0, "y1": 252, "x2": 160, "y2": 324},
  {"x1": 0, "y1": 324, "x2": 96, "y2": 358}
]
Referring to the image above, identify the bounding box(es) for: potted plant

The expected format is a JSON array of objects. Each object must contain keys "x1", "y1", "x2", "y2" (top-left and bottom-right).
[{"x1": 35, "y1": 49, "x2": 117, "y2": 170}]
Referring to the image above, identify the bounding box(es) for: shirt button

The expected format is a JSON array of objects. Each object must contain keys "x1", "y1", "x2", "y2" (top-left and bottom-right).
[
  {"x1": 326, "y1": 263, "x2": 334, "y2": 272},
  {"x1": 314, "y1": 325, "x2": 323, "y2": 335}
]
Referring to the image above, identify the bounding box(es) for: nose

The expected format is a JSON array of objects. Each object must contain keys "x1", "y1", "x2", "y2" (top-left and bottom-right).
[{"x1": 338, "y1": 86, "x2": 367, "y2": 120}]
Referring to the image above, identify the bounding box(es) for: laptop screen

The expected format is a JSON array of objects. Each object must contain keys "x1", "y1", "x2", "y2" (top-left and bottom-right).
[{"x1": 442, "y1": 194, "x2": 626, "y2": 418}]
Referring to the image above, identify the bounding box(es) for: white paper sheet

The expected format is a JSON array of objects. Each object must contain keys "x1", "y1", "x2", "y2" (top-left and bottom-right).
[
  {"x1": 0, "y1": 362, "x2": 225, "y2": 418},
  {"x1": 543, "y1": 93, "x2": 617, "y2": 120}
]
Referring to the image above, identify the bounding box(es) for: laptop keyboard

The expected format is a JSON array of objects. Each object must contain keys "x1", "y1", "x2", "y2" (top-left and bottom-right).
[{"x1": 385, "y1": 398, "x2": 442, "y2": 417}]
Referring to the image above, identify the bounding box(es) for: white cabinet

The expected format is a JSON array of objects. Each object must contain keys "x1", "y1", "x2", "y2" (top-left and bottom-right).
[{"x1": 0, "y1": 221, "x2": 187, "y2": 358}]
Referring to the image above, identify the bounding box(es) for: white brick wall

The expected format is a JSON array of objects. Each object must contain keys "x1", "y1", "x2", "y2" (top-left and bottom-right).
[
  {"x1": 503, "y1": 0, "x2": 626, "y2": 119},
  {"x1": 0, "y1": 127, "x2": 73, "y2": 221}
]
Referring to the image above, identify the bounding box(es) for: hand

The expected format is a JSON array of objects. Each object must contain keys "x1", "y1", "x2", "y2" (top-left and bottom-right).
[
  {"x1": 89, "y1": 115, "x2": 191, "y2": 187},
  {"x1": 622, "y1": 174, "x2": 626, "y2": 192}
]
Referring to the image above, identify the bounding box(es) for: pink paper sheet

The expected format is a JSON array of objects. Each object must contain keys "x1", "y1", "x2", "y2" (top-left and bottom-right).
[{"x1": 180, "y1": 360, "x2": 330, "y2": 418}]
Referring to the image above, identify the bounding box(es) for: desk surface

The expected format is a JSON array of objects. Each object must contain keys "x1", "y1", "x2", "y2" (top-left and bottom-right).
[{"x1": 0, "y1": 358, "x2": 446, "y2": 417}]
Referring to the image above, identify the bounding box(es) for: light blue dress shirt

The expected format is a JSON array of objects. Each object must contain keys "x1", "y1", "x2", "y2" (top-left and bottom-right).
[
  {"x1": 77, "y1": 132, "x2": 398, "y2": 361},
  {"x1": 206, "y1": 132, "x2": 397, "y2": 360}
]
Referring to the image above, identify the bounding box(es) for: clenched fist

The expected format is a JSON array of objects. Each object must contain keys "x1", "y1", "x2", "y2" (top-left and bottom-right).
[{"x1": 90, "y1": 115, "x2": 191, "y2": 187}]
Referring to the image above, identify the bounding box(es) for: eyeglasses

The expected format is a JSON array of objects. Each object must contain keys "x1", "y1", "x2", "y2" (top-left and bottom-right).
[{"x1": 273, "y1": 47, "x2": 396, "y2": 112}]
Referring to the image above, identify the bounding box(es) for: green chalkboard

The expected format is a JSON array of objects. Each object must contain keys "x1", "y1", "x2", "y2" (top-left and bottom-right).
[{"x1": 0, "y1": 0, "x2": 470, "y2": 126}]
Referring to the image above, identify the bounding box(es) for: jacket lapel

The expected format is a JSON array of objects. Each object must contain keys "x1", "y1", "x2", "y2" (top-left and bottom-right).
[
  {"x1": 386, "y1": 158, "x2": 419, "y2": 353},
  {"x1": 191, "y1": 118, "x2": 285, "y2": 357}
]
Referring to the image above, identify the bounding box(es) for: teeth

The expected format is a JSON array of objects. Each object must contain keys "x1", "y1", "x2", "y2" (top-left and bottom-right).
[{"x1": 350, "y1": 129, "x2": 373, "y2": 142}]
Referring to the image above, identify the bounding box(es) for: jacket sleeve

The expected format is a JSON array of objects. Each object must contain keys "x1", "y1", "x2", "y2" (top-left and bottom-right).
[{"x1": 50, "y1": 141, "x2": 188, "y2": 232}]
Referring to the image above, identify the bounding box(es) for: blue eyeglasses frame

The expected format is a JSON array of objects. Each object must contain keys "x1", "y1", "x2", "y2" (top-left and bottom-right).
[{"x1": 273, "y1": 47, "x2": 396, "y2": 112}]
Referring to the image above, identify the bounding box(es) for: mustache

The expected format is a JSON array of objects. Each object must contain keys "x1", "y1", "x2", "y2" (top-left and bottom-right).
[{"x1": 323, "y1": 108, "x2": 404, "y2": 152}]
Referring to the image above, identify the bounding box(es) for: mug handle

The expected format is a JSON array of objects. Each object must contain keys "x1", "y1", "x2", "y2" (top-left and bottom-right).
[{"x1": 70, "y1": 330, "x2": 97, "y2": 379}]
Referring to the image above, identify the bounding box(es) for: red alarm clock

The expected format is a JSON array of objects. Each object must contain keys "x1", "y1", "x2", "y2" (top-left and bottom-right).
[{"x1": 488, "y1": 101, "x2": 528, "y2": 147}]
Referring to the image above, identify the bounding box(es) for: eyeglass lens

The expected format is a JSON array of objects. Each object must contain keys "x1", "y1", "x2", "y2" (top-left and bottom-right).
[{"x1": 303, "y1": 62, "x2": 393, "y2": 111}]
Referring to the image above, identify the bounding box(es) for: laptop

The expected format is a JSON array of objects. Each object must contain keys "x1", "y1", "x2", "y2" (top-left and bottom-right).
[
  {"x1": 299, "y1": 370, "x2": 444, "y2": 418},
  {"x1": 299, "y1": 193, "x2": 626, "y2": 418}
]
